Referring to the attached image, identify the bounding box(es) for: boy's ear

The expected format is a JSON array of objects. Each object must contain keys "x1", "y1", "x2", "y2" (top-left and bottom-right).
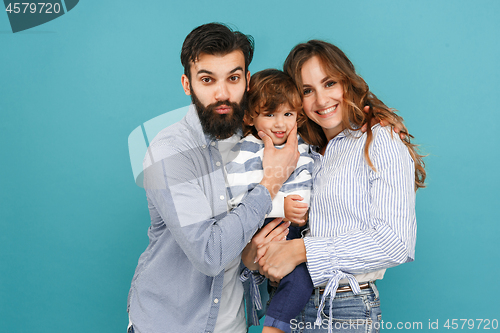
[{"x1": 243, "y1": 114, "x2": 253, "y2": 126}]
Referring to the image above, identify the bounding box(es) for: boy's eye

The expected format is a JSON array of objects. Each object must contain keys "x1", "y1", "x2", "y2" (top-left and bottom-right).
[
  {"x1": 265, "y1": 113, "x2": 274, "y2": 117},
  {"x1": 284, "y1": 112, "x2": 294, "y2": 117}
]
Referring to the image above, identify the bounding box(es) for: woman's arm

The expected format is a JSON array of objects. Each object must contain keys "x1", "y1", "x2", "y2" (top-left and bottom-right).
[{"x1": 259, "y1": 127, "x2": 417, "y2": 284}]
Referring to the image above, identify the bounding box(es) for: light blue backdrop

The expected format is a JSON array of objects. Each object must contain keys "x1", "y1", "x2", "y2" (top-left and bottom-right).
[{"x1": 1, "y1": 1, "x2": 499, "y2": 332}]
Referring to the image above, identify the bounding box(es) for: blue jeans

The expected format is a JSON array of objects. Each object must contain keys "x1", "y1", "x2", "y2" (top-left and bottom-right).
[{"x1": 290, "y1": 282, "x2": 381, "y2": 333}]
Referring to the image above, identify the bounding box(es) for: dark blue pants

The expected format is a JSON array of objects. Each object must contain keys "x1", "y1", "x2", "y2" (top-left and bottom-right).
[{"x1": 263, "y1": 218, "x2": 314, "y2": 333}]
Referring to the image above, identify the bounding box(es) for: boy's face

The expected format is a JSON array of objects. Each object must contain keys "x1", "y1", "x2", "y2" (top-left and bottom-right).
[{"x1": 246, "y1": 104, "x2": 297, "y2": 145}]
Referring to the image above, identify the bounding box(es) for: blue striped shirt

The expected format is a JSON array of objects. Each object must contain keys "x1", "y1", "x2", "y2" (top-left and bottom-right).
[
  {"x1": 304, "y1": 125, "x2": 416, "y2": 327},
  {"x1": 127, "y1": 106, "x2": 272, "y2": 333}
]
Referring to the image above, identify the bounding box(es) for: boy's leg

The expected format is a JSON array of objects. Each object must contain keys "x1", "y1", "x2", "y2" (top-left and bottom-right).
[{"x1": 263, "y1": 262, "x2": 314, "y2": 333}]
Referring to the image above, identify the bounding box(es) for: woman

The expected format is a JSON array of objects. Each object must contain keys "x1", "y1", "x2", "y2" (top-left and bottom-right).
[{"x1": 253, "y1": 40, "x2": 426, "y2": 333}]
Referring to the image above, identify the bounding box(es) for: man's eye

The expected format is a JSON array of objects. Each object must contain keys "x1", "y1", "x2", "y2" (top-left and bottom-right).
[
  {"x1": 229, "y1": 76, "x2": 240, "y2": 82},
  {"x1": 201, "y1": 77, "x2": 212, "y2": 83}
]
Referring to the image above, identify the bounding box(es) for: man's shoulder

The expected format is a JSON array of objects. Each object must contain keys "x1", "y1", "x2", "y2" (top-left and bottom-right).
[
  {"x1": 149, "y1": 107, "x2": 203, "y2": 150},
  {"x1": 143, "y1": 112, "x2": 204, "y2": 169},
  {"x1": 148, "y1": 121, "x2": 190, "y2": 153}
]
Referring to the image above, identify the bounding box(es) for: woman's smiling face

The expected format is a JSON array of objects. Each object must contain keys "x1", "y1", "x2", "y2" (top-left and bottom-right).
[{"x1": 301, "y1": 55, "x2": 344, "y2": 141}]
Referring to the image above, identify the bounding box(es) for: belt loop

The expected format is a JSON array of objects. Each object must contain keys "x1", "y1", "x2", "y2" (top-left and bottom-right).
[
  {"x1": 369, "y1": 281, "x2": 379, "y2": 299},
  {"x1": 314, "y1": 287, "x2": 320, "y2": 307}
]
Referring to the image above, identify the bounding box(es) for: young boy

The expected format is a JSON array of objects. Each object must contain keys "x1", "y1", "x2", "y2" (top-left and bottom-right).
[{"x1": 225, "y1": 69, "x2": 314, "y2": 333}]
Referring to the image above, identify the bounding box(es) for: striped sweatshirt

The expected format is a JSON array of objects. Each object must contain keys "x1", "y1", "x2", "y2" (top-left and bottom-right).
[{"x1": 226, "y1": 134, "x2": 313, "y2": 218}]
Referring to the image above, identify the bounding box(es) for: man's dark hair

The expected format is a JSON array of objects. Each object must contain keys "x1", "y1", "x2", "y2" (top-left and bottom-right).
[{"x1": 181, "y1": 23, "x2": 254, "y2": 79}]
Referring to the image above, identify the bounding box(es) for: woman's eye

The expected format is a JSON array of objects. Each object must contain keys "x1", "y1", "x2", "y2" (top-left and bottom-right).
[
  {"x1": 326, "y1": 81, "x2": 337, "y2": 87},
  {"x1": 303, "y1": 88, "x2": 312, "y2": 95}
]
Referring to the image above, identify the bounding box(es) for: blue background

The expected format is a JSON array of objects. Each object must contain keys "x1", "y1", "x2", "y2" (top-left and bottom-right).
[{"x1": 1, "y1": 1, "x2": 499, "y2": 332}]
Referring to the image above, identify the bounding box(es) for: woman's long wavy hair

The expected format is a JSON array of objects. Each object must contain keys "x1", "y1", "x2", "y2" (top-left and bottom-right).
[{"x1": 284, "y1": 40, "x2": 426, "y2": 190}]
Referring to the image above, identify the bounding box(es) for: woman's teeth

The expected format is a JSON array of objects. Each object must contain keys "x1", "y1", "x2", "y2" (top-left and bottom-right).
[{"x1": 317, "y1": 105, "x2": 337, "y2": 115}]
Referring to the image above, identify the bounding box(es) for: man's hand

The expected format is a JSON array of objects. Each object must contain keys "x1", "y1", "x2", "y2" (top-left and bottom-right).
[
  {"x1": 257, "y1": 238, "x2": 306, "y2": 283},
  {"x1": 260, "y1": 124, "x2": 300, "y2": 199},
  {"x1": 241, "y1": 219, "x2": 290, "y2": 271},
  {"x1": 360, "y1": 105, "x2": 407, "y2": 140},
  {"x1": 284, "y1": 195, "x2": 308, "y2": 227}
]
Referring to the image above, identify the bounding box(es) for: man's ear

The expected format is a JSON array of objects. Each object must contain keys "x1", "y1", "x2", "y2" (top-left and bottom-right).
[
  {"x1": 246, "y1": 71, "x2": 251, "y2": 91},
  {"x1": 243, "y1": 114, "x2": 253, "y2": 126},
  {"x1": 181, "y1": 74, "x2": 191, "y2": 96}
]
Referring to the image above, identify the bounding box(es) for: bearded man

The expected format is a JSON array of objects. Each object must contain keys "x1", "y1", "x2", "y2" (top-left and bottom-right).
[{"x1": 127, "y1": 23, "x2": 299, "y2": 333}]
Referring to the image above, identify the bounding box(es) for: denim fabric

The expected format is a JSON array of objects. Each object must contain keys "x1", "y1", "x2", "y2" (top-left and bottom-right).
[
  {"x1": 264, "y1": 262, "x2": 314, "y2": 332},
  {"x1": 290, "y1": 283, "x2": 381, "y2": 333},
  {"x1": 263, "y1": 223, "x2": 313, "y2": 333}
]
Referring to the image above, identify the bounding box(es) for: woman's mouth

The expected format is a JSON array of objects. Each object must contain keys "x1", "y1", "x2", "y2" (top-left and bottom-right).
[{"x1": 316, "y1": 105, "x2": 337, "y2": 116}]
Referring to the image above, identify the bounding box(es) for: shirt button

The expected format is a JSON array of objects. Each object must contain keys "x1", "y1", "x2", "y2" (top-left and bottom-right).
[
  {"x1": 216, "y1": 161, "x2": 221, "y2": 167},
  {"x1": 220, "y1": 195, "x2": 224, "y2": 200},
  {"x1": 211, "y1": 142, "x2": 216, "y2": 147},
  {"x1": 202, "y1": 144, "x2": 206, "y2": 149},
  {"x1": 214, "y1": 298, "x2": 219, "y2": 304}
]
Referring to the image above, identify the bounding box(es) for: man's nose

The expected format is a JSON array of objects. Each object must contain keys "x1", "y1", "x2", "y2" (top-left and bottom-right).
[{"x1": 215, "y1": 82, "x2": 229, "y2": 101}]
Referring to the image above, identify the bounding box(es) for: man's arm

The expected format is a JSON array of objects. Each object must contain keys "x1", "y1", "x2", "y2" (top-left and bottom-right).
[
  {"x1": 144, "y1": 129, "x2": 298, "y2": 277},
  {"x1": 259, "y1": 124, "x2": 300, "y2": 198}
]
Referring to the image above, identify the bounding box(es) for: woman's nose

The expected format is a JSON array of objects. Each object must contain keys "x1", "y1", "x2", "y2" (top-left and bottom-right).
[{"x1": 316, "y1": 89, "x2": 329, "y2": 107}]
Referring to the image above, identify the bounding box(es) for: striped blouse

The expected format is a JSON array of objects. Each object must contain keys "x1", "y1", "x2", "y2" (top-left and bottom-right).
[{"x1": 304, "y1": 125, "x2": 417, "y2": 326}]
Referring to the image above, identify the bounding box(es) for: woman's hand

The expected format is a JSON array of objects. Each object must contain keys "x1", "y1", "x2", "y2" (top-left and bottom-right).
[
  {"x1": 360, "y1": 105, "x2": 407, "y2": 140},
  {"x1": 284, "y1": 195, "x2": 308, "y2": 227},
  {"x1": 241, "y1": 218, "x2": 290, "y2": 271},
  {"x1": 257, "y1": 238, "x2": 307, "y2": 283}
]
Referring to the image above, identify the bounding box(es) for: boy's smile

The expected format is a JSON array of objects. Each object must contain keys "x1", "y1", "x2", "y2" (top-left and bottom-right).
[{"x1": 246, "y1": 104, "x2": 297, "y2": 145}]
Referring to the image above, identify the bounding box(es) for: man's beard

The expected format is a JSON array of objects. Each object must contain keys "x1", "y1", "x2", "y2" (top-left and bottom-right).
[{"x1": 191, "y1": 89, "x2": 246, "y2": 140}]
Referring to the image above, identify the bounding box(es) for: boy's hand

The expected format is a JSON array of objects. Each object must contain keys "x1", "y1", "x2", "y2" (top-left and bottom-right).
[{"x1": 284, "y1": 195, "x2": 308, "y2": 227}]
